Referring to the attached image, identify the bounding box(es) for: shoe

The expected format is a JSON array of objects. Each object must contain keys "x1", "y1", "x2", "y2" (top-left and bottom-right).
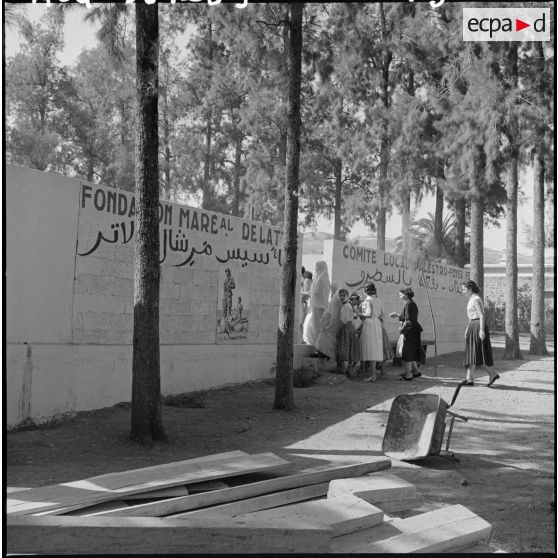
[
  {"x1": 487, "y1": 374, "x2": 500, "y2": 387},
  {"x1": 399, "y1": 376, "x2": 413, "y2": 381},
  {"x1": 412, "y1": 372, "x2": 421, "y2": 378},
  {"x1": 364, "y1": 375, "x2": 377, "y2": 382},
  {"x1": 464, "y1": 380, "x2": 475, "y2": 386}
]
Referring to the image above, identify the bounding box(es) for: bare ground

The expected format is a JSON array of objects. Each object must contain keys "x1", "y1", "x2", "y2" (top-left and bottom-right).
[{"x1": 6, "y1": 334, "x2": 556, "y2": 553}]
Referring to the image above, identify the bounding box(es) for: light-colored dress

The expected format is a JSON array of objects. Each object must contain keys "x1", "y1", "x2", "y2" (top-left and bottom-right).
[
  {"x1": 302, "y1": 261, "x2": 330, "y2": 347},
  {"x1": 358, "y1": 295, "x2": 383, "y2": 362}
]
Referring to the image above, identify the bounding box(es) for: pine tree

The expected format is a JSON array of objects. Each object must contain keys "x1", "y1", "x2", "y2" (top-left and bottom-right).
[{"x1": 274, "y1": 3, "x2": 303, "y2": 411}]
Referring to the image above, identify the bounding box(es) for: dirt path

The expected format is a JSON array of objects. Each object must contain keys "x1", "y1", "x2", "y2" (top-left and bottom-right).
[{"x1": 6, "y1": 334, "x2": 555, "y2": 553}]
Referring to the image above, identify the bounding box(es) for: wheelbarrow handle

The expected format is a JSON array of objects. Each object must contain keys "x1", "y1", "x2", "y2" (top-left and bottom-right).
[
  {"x1": 448, "y1": 381, "x2": 467, "y2": 408},
  {"x1": 447, "y1": 409, "x2": 469, "y2": 422}
]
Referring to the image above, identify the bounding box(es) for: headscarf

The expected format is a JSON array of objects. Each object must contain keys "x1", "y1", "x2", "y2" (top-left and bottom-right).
[{"x1": 309, "y1": 260, "x2": 330, "y2": 309}]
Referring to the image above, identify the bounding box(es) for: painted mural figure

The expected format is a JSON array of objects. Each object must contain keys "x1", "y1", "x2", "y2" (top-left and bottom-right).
[
  {"x1": 236, "y1": 297, "x2": 243, "y2": 319},
  {"x1": 222, "y1": 268, "x2": 236, "y2": 319},
  {"x1": 299, "y1": 269, "x2": 313, "y2": 337},
  {"x1": 336, "y1": 289, "x2": 357, "y2": 377},
  {"x1": 389, "y1": 286, "x2": 423, "y2": 381},
  {"x1": 461, "y1": 280, "x2": 498, "y2": 387},
  {"x1": 302, "y1": 261, "x2": 330, "y2": 348},
  {"x1": 356, "y1": 283, "x2": 384, "y2": 382}
]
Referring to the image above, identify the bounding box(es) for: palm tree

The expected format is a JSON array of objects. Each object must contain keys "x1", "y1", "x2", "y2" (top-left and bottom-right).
[{"x1": 394, "y1": 211, "x2": 470, "y2": 266}]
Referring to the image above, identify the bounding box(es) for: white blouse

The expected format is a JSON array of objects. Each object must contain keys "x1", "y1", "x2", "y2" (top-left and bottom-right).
[{"x1": 467, "y1": 294, "x2": 483, "y2": 320}]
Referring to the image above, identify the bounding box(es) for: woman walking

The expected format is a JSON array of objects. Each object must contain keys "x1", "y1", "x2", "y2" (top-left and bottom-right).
[
  {"x1": 302, "y1": 261, "x2": 330, "y2": 348},
  {"x1": 389, "y1": 287, "x2": 423, "y2": 381},
  {"x1": 356, "y1": 283, "x2": 384, "y2": 382},
  {"x1": 461, "y1": 280, "x2": 498, "y2": 386}
]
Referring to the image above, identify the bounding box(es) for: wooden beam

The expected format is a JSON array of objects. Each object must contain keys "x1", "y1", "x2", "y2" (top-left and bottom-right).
[
  {"x1": 6, "y1": 515, "x2": 332, "y2": 554},
  {"x1": 124, "y1": 486, "x2": 188, "y2": 500},
  {"x1": 327, "y1": 474, "x2": 417, "y2": 503},
  {"x1": 174, "y1": 483, "x2": 329, "y2": 518},
  {"x1": 365, "y1": 516, "x2": 492, "y2": 553},
  {"x1": 8, "y1": 451, "x2": 288, "y2": 516},
  {"x1": 235, "y1": 494, "x2": 384, "y2": 537},
  {"x1": 332, "y1": 504, "x2": 491, "y2": 553},
  {"x1": 88, "y1": 457, "x2": 392, "y2": 518},
  {"x1": 185, "y1": 480, "x2": 228, "y2": 493}
]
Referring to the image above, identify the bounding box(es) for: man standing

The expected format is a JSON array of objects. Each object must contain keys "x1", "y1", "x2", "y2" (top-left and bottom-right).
[{"x1": 223, "y1": 268, "x2": 235, "y2": 319}]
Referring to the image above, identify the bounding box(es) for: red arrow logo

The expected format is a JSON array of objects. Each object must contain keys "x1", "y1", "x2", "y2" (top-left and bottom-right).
[{"x1": 516, "y1": 19, "x2": 530, "y2": 31}]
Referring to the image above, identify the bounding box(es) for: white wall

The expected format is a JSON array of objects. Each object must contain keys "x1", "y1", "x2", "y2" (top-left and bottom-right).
[
  {"x1": 6, "y1": 165, "x2": 301, "y2": 428},
  {"x1": 320, "y1": 239, "x2": 470, "y2": 356}
]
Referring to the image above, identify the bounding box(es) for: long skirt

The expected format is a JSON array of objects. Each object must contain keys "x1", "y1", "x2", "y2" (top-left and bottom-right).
[
  {"x1": 381, "y1": 325, "x2": 394, "y2": 361},
  {"x1": 303, "y1": 306, "x2": 324, "y2": 348},
  {"x1": 337, "y1": 322, "x2": 356, "y2": 363},
  {"x1": 401, "y1": 325, "x2": 422, "y2": 363},
  {"x1": 464, "y1": 319, "x2": 494, "y2": 367},
  {"x1": 359, "y1": 317, "x2": 383, "y2": 362}
]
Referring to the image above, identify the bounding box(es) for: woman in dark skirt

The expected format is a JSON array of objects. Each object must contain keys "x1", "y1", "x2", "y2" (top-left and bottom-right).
[
  {"x1": 461, "y1": 280, "x2": 498, "y2": 386},
  {"x1": 389, "y1": 287, "x2": 423, "y2": 381}
]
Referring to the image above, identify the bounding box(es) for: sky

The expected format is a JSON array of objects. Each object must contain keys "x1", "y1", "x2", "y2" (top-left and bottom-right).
[{"x1": 4, "y1": 3, "x2": 537, "y2": 254}]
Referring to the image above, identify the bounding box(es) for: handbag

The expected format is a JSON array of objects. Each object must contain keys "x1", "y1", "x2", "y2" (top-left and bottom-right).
[{"x1": 396, "y1": 333, "x2": 405, "y2": 358}]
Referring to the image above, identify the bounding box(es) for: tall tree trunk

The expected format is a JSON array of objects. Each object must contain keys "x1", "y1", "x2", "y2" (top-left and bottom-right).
[
  {"x1": 401, "y1": 189, "x2": 411, "y2": 256},
  {"x1": 131, "y1": 3, "x2": 165, "y2": 443},
  {"x1": 333, "y1": 159, "x2": 343, "y2": 241},
  {"x1": 231, "y1": 129, "x2": 243, "y2": 216},
  {"x1": 469, "y1": 146, "x2": 485, "y2": 293},
  {"x1": 274, "y1": 3, "x2": 303, "y2": 411},
  {"x1": 454, "y1": 197, "x2": 466, "y2": 268},
  {"x1": 433, "y1": 182, "x2": 444, "y2": 259},
  {"x1": 529, "y1": 150, "x2": 549, "y2": 355},
  {"x1": 161, "y1": 52, "x2": 171, "y2": 199},
  {"x1": 377, "y1": 2, "x2": 392, "y2": 251},
  {"x1": 502, "y1": 157, "x2": 523, "y2": 359},
  {"x1": 502, "y1": 43, "x2": 522, "y2": 360}
]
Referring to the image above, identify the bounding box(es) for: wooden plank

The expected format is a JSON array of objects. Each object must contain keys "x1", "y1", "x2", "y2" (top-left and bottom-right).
[
  {"x1": 8, "y1": 451, "x2": 287, "y2": 516},
  {"x1": 332, "y1": 504, "x2": 491, "y2": 553},
  {"x1": 185, "y1": 480, "x2": 228, "y2": 493},
  {"x1": 6, "y1": 514, "x2": 332, "y2": 555},
  {"x1": 235, "y1": 494, "x2": 384, "y2": 537},
  {"x1": 365, "y1": 516, "x2": 492, "y2": 553},
  {"x1": 173, "y1": 483, "x2": 329, "y2": 518},
  {"x1": 124, "y1": 486, "x2": 188, "y2": 500},
  {"x1": 8, "y1": 450, "x2": 245, "y2": 516},
  {"x1": 88, "y1": 457, "x2": 392, "y2": 518},
  {"x1": 327, "y1": 474, "x2": 416, "y2": 503}
]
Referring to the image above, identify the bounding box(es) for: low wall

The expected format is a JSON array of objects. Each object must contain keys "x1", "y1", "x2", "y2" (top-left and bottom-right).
[{"x1": 6, "y1": 165, "x2": 301, "y2": 428}]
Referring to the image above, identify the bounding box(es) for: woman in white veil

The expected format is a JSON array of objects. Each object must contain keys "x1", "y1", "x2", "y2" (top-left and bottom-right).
[{"x1": 302, "y1": 261, "x2": 330, "y2": 348}]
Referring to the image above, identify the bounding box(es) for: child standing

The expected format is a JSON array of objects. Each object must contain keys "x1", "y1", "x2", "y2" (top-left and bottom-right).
[{"x1": 336, "y1": 289, "x2": 357, "y2": 377}]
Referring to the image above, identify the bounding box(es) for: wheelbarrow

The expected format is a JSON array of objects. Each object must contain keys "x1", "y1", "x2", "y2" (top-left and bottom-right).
[{"x1": 382, "y1": 383, "x2": 469, "y2": 462}]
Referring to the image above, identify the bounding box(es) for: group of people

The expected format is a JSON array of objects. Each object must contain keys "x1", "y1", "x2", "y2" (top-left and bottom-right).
[
  {"x1": 300, "y1": 261, "x2": 499, "y2": 387},
  {"x1": 301, "y1": 261, "x2": 424, "y2": 382}
]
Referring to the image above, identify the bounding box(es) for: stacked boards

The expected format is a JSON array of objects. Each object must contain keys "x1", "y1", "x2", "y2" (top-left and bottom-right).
[{"x1": 7, "y1": 451, "x2": 499, "y2": 554}]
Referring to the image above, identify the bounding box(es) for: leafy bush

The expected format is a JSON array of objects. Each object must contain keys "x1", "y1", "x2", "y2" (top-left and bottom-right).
[{"x1": 486, "y1": 283, "x2": 554, "y2": 335}]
